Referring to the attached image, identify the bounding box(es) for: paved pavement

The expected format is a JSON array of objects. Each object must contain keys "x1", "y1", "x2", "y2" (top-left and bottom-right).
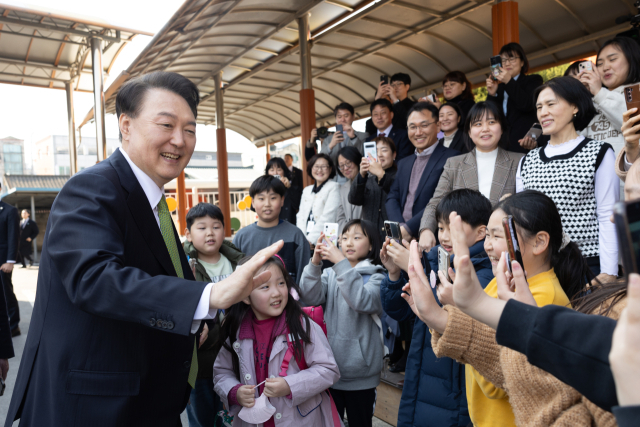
[{"x1": 1, "y1": 266, "x2": 392, "y2": 427}]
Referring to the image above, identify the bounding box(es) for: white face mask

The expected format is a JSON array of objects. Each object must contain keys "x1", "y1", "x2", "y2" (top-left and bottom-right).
[{"x1": 238, "y1": 393, "x2": 277, "y2": 424}]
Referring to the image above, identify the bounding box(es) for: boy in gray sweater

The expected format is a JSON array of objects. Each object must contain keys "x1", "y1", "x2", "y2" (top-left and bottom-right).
[
  {"x1": 299, "y1": 219, "x2": 385, "y2": 427},
  {"x1": 233, "y1": 175, "x2": 310, "y2": 285}
]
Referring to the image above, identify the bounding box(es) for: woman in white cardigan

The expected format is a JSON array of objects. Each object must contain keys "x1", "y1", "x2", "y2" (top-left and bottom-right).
[{"x1": 297, "y1": 153, "x2": 341, "y2": 247}]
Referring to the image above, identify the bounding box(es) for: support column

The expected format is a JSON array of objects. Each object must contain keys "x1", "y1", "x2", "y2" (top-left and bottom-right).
[
  {"x1": 266, "y1": 142, "x2": 271, "y2": 161},
  {"x1": 191, "y1": 187, "x2": 199, "y2": 207},
  {"x1": 492, "y1": 0, "x2": 519, "y2": 55},
  {"x1": 298, "y1": 13, "x2": 315, "y2": 188},
  {"x1": 30, "y1": 195, "x2": 37, "y2": 263},
  {"x1": 91, "y1": 37, "x2": 107, "y2": 162},
  {"x1": 176, "y1": 171, "x2": 187, "y2": 235},
  {"x1": 214, "y1": 72, "x2": 232, "y2": 237},
  {"x1": 65, "y1": 80, "x2": 78, "y2": 176}
]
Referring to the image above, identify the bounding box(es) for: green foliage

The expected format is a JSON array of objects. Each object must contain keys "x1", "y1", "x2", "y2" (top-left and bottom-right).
[{"x1": 471, "y1": 63, "x2": 572, "y2": 103}]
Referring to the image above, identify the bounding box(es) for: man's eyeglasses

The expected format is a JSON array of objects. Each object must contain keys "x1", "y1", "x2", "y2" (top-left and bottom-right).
[
  {"x1": 312, "y1": 165, "x2": 330, "y2": 171},
  {"x1": 390, "y1": 82, "x2": 405, "y2": 89},
  {"x1": 408, "y1": 121, "x2": 436, "y2": 133},
  {"x1": 500, "y1": 56, "x2": 521, "y2": 64},
  {"x1": 338, "y1": 162, "x2": 355, "y2": 171}
]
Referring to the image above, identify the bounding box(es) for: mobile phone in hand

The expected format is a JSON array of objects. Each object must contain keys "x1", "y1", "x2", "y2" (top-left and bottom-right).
[
  {"x1": 578, "y1": 61, "x2": 593, "y2": 72},
  {"x1": 624, "y1": 84, "x2": 640, "y2": 135},
  {"x1": 323, "y1": 223, "x2": 339, "y2": 247},
  {"x1": 384, "y1": 220, "x2": 401, "y2": 243},
  {"x1": 527, "y1": 123, "x2": 543, "y2": 141},
  {"x1": 380, "y1": 75, "x2": 389, "y2": 85},
  {"x1": 490, "y1": 55, "x2": 502, "y2": 80},
  {"x1": 363, "y1": 141, "x2": 377, "y2": 161},
  {"x1": 438, "y1": 246, "x2": 450, "y2": 282},
  {"x1": 502, "y1": 216, "x2": 524, "y2": 274},
  {"x1": 614, "y1": 200, "x2": 640, "y2": 276}
]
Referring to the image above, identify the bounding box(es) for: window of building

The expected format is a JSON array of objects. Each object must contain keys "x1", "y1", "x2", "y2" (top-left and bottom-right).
[
  {"x1": 3, "y1": 144, "x2": 23, "y2": 174},
  {"x1": 58, "y1": 166, "x2": 70, "y2": 175}
]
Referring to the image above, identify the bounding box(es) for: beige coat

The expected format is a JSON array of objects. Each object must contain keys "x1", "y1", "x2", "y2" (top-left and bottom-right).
[{"x1": 420, "y1": 147, "x2": 523, "y2": 234}]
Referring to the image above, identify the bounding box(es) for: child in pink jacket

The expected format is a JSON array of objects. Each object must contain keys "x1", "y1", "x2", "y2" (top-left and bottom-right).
[{"x1": 213, "y1": 256, "x2": 342, "y2": 427}]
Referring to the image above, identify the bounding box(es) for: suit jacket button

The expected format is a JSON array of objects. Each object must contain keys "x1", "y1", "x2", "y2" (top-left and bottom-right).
[
  {"x1": 150, "y1": 318, "x2": 156, "y2": 326},
  {"x1": 167, "y1": 321, "x2": 174, "y2": 330},
  {"x1": 184, "y1": 361, "x2": 191, "y2": 368},
  {"x1": 161, "y1": 321, "x2": 168, "y2": 329}
]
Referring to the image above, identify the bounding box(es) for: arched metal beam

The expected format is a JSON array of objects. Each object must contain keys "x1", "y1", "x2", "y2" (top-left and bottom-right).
[
  {"x1": 316, "y1": 76, "x2": 368, "y2": 103},
  {"x1": 519, "y1": 18, "x2": 558, "y2": 62},
  {"x1": 421, "y1": 31, "x2": 481, "y2": 68},
  {"x1": 224, "y1": 122, "x2": 256, "y2": 141},
  {"x1": 456, "y1": 18, "x2": 492, "y2": 40},
  {"x1": 241, "y1": 105, "x2": 293, "y2": 127},
  {"x1": 233, "y1": 112, "x2": 279, "y2": 133},
  {"x1": 374, "y1": 51, "x2": 434, "y2": 81},
  {"x1": 225, "y1": 117, "x2": 264, "y2": 137},
  {"x1": 332, "y1": 69, "x2": 377, "y2": 91}
]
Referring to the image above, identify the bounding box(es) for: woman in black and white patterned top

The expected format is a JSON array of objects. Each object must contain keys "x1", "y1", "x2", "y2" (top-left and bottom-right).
[{"x1": 516, "y1": 76, "x2": 619, "y2": 282}]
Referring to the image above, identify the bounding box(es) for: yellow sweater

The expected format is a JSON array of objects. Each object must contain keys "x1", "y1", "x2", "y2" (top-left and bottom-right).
[{"x1": 463, "y1": 268, "x2": 570, "y2": 427}]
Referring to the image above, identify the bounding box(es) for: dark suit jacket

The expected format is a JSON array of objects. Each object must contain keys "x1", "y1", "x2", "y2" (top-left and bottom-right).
[
  {"x1": 0, "y1": 201, "x2": 17, "y2": 359},
  {"x1": 366, "y1": 126, "x2": 413, "y2": 162},
  {"x1": 385, "y1": 143, "x2": 459, "y2": 237},
  {"x1": 291, "y1": 166, "x2": 303, "y2": 190},
  {"x1": 439, "y1": 131, "x2": 468, "y2": 154},
  {"x1": 19, "y1": 218, "x2": 39, "y2": 255},
  {"x1": 485, "y1": 73, "x2": 544, "y2": 153},
  {"x1": 6, "y1": 150, "x2": 206, "y2": 427}
]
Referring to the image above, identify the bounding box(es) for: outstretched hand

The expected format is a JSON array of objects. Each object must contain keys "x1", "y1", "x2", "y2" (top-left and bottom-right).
[
  {"x1": 400, "y1": 241, "x2": 448, "y2": 333},
  {"x1": 495, "y1": 252, "x2": 537, "y2": 306},
  {"x1": 209, "y1": 240, "x2": 284, "y2": 310}
]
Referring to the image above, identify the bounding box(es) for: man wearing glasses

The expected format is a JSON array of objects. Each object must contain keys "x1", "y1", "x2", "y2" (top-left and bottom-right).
[
  {"x1": 485, "y1": 42, "x2": 545, "y2": 153},
  {"x1": 375, "y1": 72, "x2": 416, "y2": 131},
  {"x1": 386, "y1": 103, "x2": 459, "y2": 242}
]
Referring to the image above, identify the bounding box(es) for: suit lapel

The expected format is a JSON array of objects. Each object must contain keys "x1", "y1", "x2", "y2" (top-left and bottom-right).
[
  {"x1": 489, "y1": 148, "x2": 512, "y2": 204},
  {"x1": 109, "y1": 150, "x2": 178, "y2": 277},
  {"x1": 461, "y1": 152, "x2": 479, "y2": 190}
]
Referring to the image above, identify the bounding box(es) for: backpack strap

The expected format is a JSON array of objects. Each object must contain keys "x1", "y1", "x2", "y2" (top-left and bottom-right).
[{"x1": 279, "y1": 331, "x2": 308, "y2": 377}]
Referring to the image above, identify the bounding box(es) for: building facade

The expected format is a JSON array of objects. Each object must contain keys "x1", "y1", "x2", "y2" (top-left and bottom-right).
[{"x1": 0, "y1": 136, "x2": 26, "y2": 176}]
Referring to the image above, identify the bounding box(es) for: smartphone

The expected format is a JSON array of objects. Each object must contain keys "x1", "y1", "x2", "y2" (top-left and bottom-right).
[
  {"x1": 273, "y1": 174, "x2": 281, "y2": 180},
  {"x1": 526, "y1": 123, "x2": 543, "y2": 141},
  {"x1": 490, "y1": 55, "x2": 502, "y2": 80},
  {"x1": 438, "y1": 246, "x2": 450, "y2": 282},
  {"x1": 624, "y1": 84, "x2": 640, "y2": 135},
  {"x1": 578, "y1": 61, "x2": 593, "y2": 72},
  {"x1": 380, "y1": 75, "x2": 388, "y2": 85},
  {"x1": 363, "y1": 141, "x2": 377, "y2": 161},
  {"x1": 427, "y1": 93, "x2": 437, "y2": 103},
  {"x1": 613, "y1": 200, "x2": 640, "y2": 276},
  {"x1": 384, "y1": 220, "x2": 401, "y2": 243},
  {"x1": 323, "y1": 223, "x2": 339, "y2": 247},
  {"x1": 502, "y1": 216, "x2": 524, "y2": 274}
]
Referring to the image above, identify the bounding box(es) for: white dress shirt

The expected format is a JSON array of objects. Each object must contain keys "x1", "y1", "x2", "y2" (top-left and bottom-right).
[
  {"x1": 378, "y1": 124, "x2": 393, "y2": 137},
  {"x1": 119, "y1": 148, "x2": 216, "y2": 333}
]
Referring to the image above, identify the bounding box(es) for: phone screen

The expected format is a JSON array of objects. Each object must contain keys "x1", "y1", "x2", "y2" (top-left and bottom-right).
[
  {"x1": 438, "y1": 247, "x2": 450, "y2": 281},
  {"x1": 502, "y1": 216, "x2": 524, "y2": 273},
  {"x1": 614, "y1": 200, "x2": 640, "y2": 275},
  {"x1": 528, "y1": 123, "x2": 543, "y2": 140},
  {"x1": 490, "y1": 55, "x2": 502, "y2": 79},
  {"x1": 364, "y1": 142, "x2": 377, "y2": 161}
]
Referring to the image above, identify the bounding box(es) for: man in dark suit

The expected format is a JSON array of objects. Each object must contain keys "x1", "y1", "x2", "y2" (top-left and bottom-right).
[
  {"x1": 18, "y1": 209, "x2": 39, "y2": 268},
  {"x1": 386, "y1": 102, "x2": 459, "y2": 241},
  {"x1": 367, "y1": 98, "x2": 413, "y2": 162},
  {"x1": 5, "y1": 72, "x2": 283, "y2": 427},
  {"x1": 285, "y1": 153, "x2": 303, "y2": 190},
  {"x1": 0, "y1": 193, "x2": 20, "y2": 337}
]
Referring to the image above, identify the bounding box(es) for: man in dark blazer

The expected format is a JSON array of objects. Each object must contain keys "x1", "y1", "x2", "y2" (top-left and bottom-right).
[
  {"x1": 367, "y1": 98, "x2": 413, "y2": 162},
  {"x1": 0, "y1": 193, "x2": 20, "y2": 337},
  {"x1": 5, "y1": 72, "x2": 282, "y2": 427},
  {"x1": 386, "y1": 103, "x2": 459, "y2": 240},
  {"x1": 285, "y1": 153, "x2": 303, "y2": 190},
  {"x1": 18, "y1": 209, "x2": 39, "y2": 268}
]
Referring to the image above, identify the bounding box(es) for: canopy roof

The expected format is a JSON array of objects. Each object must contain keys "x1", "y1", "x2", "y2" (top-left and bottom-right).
[
  {"x1": 0, "y1": 3, "x2": 152, "y2": 93},
  {"x1": 85, "y1": 0, "x2": 636, "y2": 145}
]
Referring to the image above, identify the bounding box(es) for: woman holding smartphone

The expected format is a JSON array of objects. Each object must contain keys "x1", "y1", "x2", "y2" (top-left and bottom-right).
[
  {"x1": 419, "y1": 102, "x2": 523, "y2": 252},
  {"x1": 422, "y1": 71, "x2": 476, "y2": 124},
  {"x1": 569, "y1": 38, "x2": 640, "y2": 160},
  {"x1": 335, "y1": 146, "x2": 363, "y2": 234},
  {"x1": 265, "y1": 157, "x2": 301, "y2": 223},
  {"x1": 516, "y1": 76, "x2": 619, "y2": 281},
  {"x1": 486, "y1": 43, "x2": 544, "y2": 153}
]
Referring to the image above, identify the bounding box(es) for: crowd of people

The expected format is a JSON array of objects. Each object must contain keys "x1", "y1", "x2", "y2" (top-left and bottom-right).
[
  {"x1": 182, "y1": 37, "x2": 640, "y2": 427},
  {"x1": 4, "y1": 35, "x2": 640, "y2": 427}
]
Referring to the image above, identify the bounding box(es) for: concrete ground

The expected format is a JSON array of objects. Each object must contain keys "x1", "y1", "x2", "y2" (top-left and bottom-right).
[{"x1": 1, "y1": 266, "x2": 392, "y2": 427}]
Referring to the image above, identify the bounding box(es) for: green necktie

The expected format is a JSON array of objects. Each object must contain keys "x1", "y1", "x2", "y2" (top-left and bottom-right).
[{"x1": 157, "y1": 195, "x2": 198, "y2": 388}]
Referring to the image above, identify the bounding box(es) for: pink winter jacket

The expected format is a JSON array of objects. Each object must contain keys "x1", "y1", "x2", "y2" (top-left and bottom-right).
[{"x1": 213, "y1": 313, "x2": 342, "y2": 427}]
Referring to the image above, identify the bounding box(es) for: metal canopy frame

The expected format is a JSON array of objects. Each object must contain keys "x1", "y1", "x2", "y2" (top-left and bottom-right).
[{"x1": 78, "y1": 0, "x2": 635, "y2": 146}]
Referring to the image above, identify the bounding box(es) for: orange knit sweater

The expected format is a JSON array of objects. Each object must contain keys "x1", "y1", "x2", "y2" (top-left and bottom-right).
[{"x1": 431, "y1": 302, "x2": 625, "y2": 427}]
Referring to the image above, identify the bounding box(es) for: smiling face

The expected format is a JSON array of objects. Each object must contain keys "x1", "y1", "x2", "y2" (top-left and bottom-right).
[
  {"x1": 438, "y1": 220, "x2": 484, "y2": 254},
  {"x1": 372, "y1": 105, "x2": 393, "y2": 130},
  {"x1": 268, "y1": 164, "x2": 285, "y2": 178},
  {"x1": 439, "y1": 105, "x2": 460, "y2": 134},
  {"x1": 244, "y1": 263, "x2": 289, "y2": 320},
  {"x1": 377, "y1": 141, "x2": 396, "y2": 169},
  {"x1": 284, "y1": 154, "x2": 293, "y2": 168},
  {"x1": 469, "y1": 110, "x2": 502, "y2": 152},
  {"x1": 536, "y1": 87, "x2": 578, "y2": 136},
  {"x1": 338, "y1": 154, "x2": 358, "y2": 181},
  {"x1": 500, "y1": 51, "x2": 524, "y2": 78},
  {"x1": 340, "y1": 224, "x2": 372, "y2": 266},
  {"x1": 442, "y1": 80, "x2": 465, "y2": 100},
  {"x1": 597, "y1": 44, "x2": 630, "y2": 90},
  {"x1": 252, "y1": 189, "x2": 284, "y2": 223},
  {"x1": 407, "y1": 109, "x2": 439, "y2": 152},
  {"x1": 484, "y1": 209, "x2": 509, "y2": 275},
  {"x1": 119, "y1": 88, "x2": 197, "y2": 188},
  {"x1": 185, "y1": 216, "x2": 225, "y2": 259},
  {"x1": 311, "y1": 157, "x2": 331, "y2": 184}
]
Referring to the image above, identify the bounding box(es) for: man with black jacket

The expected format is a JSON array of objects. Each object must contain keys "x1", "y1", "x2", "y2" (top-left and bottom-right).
[
  {"x1": 18, "y1": 209, "x2": 39, "y2": 268},
  {"x1": 0, "y1": 193, "x2": 20, "y2": 337},
  {"x1": 366, "y1": 99, "x2": 413, "y2": 162}
]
